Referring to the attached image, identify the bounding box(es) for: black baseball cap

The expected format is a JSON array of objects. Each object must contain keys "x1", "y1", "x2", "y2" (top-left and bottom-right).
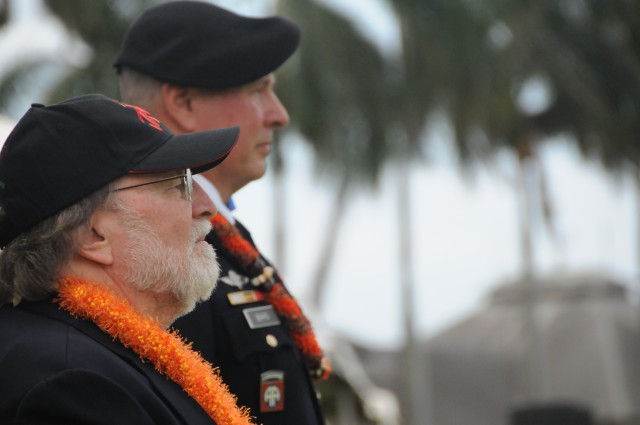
[
  {"x1": 0, "y1": 93, "x2": 239, "y2": 248},
  {"x1": 114, "y1": 1, "x2": 300, "y2": 90}
]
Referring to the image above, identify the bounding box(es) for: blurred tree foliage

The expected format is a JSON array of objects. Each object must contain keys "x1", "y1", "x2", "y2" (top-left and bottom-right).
[
  {"x1": 461, "y1": 0, "x2": 640, "y2": 171},
  {"x1": 43, "y1": 0, "x2": 160, "y2": 100},
  {"x1": 279, "y1": 0, "x2": 640, "y2": 176},
  {"x1": 0, "y1": 2, "x2": 7, "y2": 26},
  {"x1": 277, "y1": 0, "x2": 391, "y2": 187}
]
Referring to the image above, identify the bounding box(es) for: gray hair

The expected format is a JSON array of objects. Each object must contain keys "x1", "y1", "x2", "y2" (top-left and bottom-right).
[
  {"x1": 118, "y1": 66, "x2": 163, "y2": 108},
  {"x1": 0, "y1": 186, "x2": 114, "y2": 306}
]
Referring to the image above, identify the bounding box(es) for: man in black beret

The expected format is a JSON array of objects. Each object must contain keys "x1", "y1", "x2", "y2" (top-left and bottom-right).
[{"x1": 115, "y1": 2, "x2": 329, "y2": 424}]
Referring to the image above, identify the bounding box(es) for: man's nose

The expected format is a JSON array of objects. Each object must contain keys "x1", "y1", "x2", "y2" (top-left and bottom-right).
[{"x1": 191, "y1": 180, "x2": 217, "y2": 219}]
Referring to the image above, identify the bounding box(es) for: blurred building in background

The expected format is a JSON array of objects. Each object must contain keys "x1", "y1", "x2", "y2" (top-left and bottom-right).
[{"x1": 355, "y1": 273, "x2": 640, "y2": 425}]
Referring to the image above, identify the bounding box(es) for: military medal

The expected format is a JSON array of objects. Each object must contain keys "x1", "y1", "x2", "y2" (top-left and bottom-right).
[
  {"x1": 227, "y1": 290, "x2": 264, "y2": 305},
  {"x1": 260, "y1": 370, "x2": 285, "y2": 412}
]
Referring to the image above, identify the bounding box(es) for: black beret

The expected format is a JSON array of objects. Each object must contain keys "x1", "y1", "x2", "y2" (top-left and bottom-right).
[{"x1": 114, "y1": 1, "x2": 300, "y2": 90}]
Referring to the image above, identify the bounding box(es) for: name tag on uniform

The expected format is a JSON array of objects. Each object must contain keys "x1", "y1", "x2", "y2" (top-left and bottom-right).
[
  {"x1": 243, "y1": 305, "x2": 281, "y2": 329},
  {"x1": 227, "y1": 290, "x2": 265, "y2": 305}
]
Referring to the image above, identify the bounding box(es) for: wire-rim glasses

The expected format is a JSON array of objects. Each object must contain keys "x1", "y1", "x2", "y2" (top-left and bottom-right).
[{"x1": 111, "y1": 169, "x2": 193, "y2": 201}]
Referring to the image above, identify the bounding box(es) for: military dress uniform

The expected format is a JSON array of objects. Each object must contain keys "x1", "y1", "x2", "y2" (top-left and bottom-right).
[{"x1": 173, "y1": 220, "x2": 325, "y2": 425}]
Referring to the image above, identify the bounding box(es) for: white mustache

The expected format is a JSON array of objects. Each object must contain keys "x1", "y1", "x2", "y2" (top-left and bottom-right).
[{"x1": 192, "y1": 219, "x2": 213, "y2": 243}]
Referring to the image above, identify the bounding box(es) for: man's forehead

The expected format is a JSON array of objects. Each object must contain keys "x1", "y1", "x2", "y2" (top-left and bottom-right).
[{"x1": 191, "y1": 73, "x2": 275, "y2": 97}]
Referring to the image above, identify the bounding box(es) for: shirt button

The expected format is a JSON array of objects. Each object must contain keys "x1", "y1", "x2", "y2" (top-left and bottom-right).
[{"x1": 266, "y1": 334, "x2": 278, "y2": 348}]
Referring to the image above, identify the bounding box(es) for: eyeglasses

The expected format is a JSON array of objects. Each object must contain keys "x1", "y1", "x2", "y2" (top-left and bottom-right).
[{"x1": 111, "y1": 169, "x2": 193, "y2": 201}]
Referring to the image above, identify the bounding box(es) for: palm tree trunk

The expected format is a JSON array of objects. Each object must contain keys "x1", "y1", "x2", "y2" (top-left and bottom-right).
[
  {"x1": 273, "y1": 168, "x2": 287, "y2": 271},
  {"x1": 517, "y1": 143, "x2": 551, "y2": 401},
  {"x1": 397, "y1": 163, "x2": 432, "y2": 425},
  {"x1": 310, "y1": 176, "x2": 350, "y2": 310},
  {"x1": 635, "y1": 167, "x2": 640, "y2": 332}
]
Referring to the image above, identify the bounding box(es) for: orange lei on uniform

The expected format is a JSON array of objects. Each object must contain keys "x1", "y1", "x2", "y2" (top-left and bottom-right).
[
  {"x1": 210, "y1": 214, "x2": 331, "y2": 380},
  {"x1": 55, "y1": 276, "x2": 254, "y2": 425}
]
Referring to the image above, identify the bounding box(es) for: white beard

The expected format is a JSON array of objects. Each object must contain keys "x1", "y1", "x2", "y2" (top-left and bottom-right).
[{"x1": 119, "y1": 209, "x2": 219, "y2": 319}]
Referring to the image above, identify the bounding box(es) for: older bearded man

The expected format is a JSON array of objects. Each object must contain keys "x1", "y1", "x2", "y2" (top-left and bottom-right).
[{"x1": 0, "y1": 94, "x2": 256, "y2": 425}]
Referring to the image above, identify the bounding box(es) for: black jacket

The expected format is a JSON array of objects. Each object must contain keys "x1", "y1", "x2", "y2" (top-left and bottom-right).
[
  {"x1": 0, "y1": 299, "x2": 215, "y2": 425},
  {"x1": 173, "y1": 221, "x2": 324, "y2": 425}
]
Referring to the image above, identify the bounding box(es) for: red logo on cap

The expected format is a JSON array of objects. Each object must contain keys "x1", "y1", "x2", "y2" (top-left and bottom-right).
[{"x1": 116, "y1": 101, "x2": 163, "y2": 132}]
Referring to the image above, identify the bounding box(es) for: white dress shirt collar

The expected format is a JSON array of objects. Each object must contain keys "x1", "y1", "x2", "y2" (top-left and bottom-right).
[{"x1": 193, "y1": 173, "x2": 235, "y2": 224}]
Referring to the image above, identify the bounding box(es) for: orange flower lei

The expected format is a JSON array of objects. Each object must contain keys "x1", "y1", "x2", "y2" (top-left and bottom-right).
[
  {"x1": 210, "y1": 214, "x2": 331, "y2": 380},
  {"x1": 56, "y1": 276, "x2": 254, "y2": 425}
]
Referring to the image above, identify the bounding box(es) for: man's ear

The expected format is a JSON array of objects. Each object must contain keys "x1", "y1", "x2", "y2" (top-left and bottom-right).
[
  {"x1": 76, "y1": 212, "x2": 114, "y2": 266},
  {"x1": 161, "y1": 84, "x2": 198, "y2": 132}
]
